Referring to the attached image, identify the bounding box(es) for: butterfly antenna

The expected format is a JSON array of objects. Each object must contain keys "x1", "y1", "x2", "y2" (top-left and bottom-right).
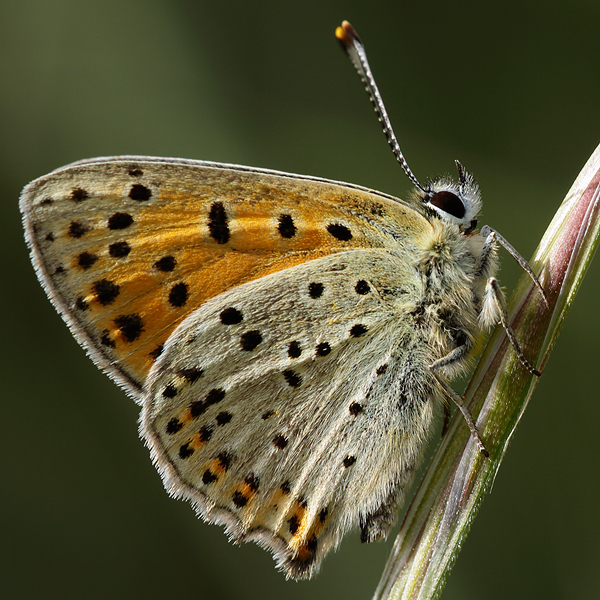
[{"x1": 335, "y1": 21, "x2": 426, "y2": 193}]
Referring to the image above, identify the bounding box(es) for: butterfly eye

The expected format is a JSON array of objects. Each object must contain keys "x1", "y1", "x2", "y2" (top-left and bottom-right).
[{"x1": 429, "y1": 191, "x2": 466, "y2": 219}]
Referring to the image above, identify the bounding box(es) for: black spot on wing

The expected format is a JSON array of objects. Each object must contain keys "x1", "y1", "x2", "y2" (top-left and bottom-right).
[
  {"x1": 108, "y1": 212, "x2": 133, "y2": 230},
  {"x1": 350, "y1": 324, "x2": 368, "y2": 337},
  {"x1": 208, "y1": 202, "x2": 229, "y2": 244},
  {"x1": 71, "y1": 188, "x2": 88, "y2": 202},
  {"x1": 288, "y1": 515, "x2": 300, "y2": 535},
  {"x1": 349, "y1": 402, "x2": 363, "y2": 416},
  {"x1": 77, "y1": 252, "x2": 98, "y2": 270},
  {"x1": 68, "y1": 221, "x2": 90, "y2": 238},
  {"x1": 376, "y1": 364, "x2": 388, "y2": 375},
  {"x1": 109, "y1": 241, "x2": 131, "y2": 258},
  {"x1": 215, "y1": 411, "x2": 232, "y2": 426},
  {"x1": 308, "y1": 282, "x2": 324, "y2": 298},
  {"x1": 203, "y1": 470, "x2": 218, "y2": 484},
  {"x1": 168, "y1": 282, "x2": 188, "y2": 307},
  {"x1": 108, "y1": 242, "x2": 131, "y2": 258},
  {"x1": 199, "y1": 425, "x2": 213, "y2": 442},
  {"x1": 240, "y1": 330, "x2": 262, "y2": 351},
  {"x1": 129, "y1": 184, "x2": 151, "y2": 201},
  {"x1": 327, "y1": 223, "x2": 352, "y2": 241},
  {"x1": 232, "y1": 491, "x2": 248, "y2": 508},
  {"x1": 178, "y1": 367, "x2": 203, "y2": 383},
  {"x1": 178, "y1": 443, "x2": 194, "y2": 459},
  {"x1": 216, "y1": 451, "x2": 232, "y2": 471},
  {"x1": 273, "y1": 434, "x2": 288, "y2": 449},
  {"x1": 93, "y1": 279, "x2": 120, "y2": 305},
  {"x1": 278, "y1": 213, "x2": 297, "y2": 238},
  {"x1": 162, "y1": 384, "x2": 177, "y2": 398},
  {"x1": 220, "y1": 307, "x2": 242, "y2": 325},
  {"x1": 190, "y1": 388, "x2": 226, "y2": 418},
  {"x1": 75, "y1": 297, "x2": 89, "y2": 311},
  {"x1": 166, "y1": 418, "x2": 182, "y2": 434},
  {"x1": 114, "y1": 313, "x2": 144, "y2": 342},
  {"x1": 283, "y1": 370, "x2": 302, "y2": 387},
  {"x1": 154, "y1": 256, "x2": 176, "y2": 272},
  {"x1": 287, "y1": 341, "x2": 302, "y2": 358},
  {"x1": 355, "y1": 280, "x2": 370, "y2": 295},
  {"x1": 244, "y1": 473, "x2": 260, "y2": 492},
  {"x1": 316, "y1": 342, "x2": 331, "y2": 356},
  {"x1": 149, "y1": 344, "x2": 164, "y2": 360},
  {"x1": 100, "y1": 331, "x2": 116, "y2": 348}
]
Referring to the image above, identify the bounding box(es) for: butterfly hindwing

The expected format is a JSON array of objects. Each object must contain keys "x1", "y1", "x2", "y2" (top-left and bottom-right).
[{"x1": 141, "y1": 249, "x2": 439, "y2": 578}]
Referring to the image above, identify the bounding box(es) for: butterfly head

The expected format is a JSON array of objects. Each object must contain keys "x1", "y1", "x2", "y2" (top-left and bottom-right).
[
  {"x1": 420, "y1": 160, "x2": 481, "y2": 234},
  {"x1": 336, "y1": 23, "x2": 482, "y2": 236}
]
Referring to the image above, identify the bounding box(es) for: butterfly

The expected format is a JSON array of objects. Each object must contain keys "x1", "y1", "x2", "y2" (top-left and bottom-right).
[{"x1": 19, "y1": 21, "x2": 544, "y2": 579}]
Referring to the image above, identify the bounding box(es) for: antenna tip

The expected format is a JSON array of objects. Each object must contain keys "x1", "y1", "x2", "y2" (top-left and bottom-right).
[
  {"x1": 335, "y1": 21, "x2": 360, "y2": 48},
  {"x1": 334, "y1": 25, "x2": 347, "y2": 42}
]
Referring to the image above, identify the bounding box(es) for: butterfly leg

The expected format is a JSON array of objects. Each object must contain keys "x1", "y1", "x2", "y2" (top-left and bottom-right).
[
  {"x1": 474, "y1": 227, "x2": 498, "y2": 278},
  {"x1": 479, "y1": 225, "x2": 548, "y2": 307},
  {"x1": 429, "y1": 346, "x2": 489, "y2": 457},
  {"x1": 483, "y1": 277, "x2": 542, "y2": 376}
]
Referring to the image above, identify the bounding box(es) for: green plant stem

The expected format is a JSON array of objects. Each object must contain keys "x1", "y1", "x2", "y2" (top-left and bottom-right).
[{"x1": 373, "y1": 143, "x2": 600, "y2": 600}]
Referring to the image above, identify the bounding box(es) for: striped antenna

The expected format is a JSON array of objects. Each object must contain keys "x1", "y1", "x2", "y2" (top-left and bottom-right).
[{"x1": 335, "y1": 21, "x2": 426, "y2": 192}]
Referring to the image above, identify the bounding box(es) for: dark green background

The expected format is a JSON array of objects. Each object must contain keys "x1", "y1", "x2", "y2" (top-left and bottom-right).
[{"x1": 2, "y1": 2, "x2": 599, "y2": 599}]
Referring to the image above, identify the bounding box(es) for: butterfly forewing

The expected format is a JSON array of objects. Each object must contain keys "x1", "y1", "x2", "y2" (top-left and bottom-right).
[{"x1": 21, "y1": 158, "x2": 429, "y2": 399}]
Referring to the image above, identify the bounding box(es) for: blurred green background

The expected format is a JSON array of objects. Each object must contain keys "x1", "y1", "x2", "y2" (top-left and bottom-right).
[{"x1": 2, "y1": 1, "x2": 599, "y2": 599}]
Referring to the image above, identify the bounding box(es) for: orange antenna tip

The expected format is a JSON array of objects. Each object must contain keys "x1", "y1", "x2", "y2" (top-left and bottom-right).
[{"x1": 335, "y1": 21, "x2": 361, "y2": 46}]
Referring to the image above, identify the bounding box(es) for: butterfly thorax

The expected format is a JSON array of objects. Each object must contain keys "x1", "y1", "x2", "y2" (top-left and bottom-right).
[{"x1": 407, "y1": 218, "x2": 498, "y2": 377}]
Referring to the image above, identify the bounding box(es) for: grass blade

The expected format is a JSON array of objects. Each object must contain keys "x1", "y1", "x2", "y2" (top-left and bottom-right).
[{"x1": 374, "y1": 143, "x2": 600, "y2": 600}]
